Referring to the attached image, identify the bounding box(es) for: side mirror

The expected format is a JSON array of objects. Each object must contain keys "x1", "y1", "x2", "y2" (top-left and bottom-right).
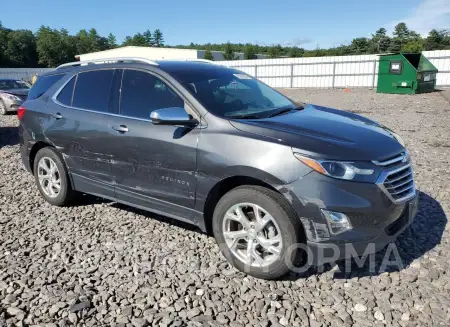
[{"x1": 150, "y1": 107, "x2": 198, "y2": 127}]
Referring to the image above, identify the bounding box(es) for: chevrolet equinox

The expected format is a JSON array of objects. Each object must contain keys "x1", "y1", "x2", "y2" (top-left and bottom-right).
[{"x1": 19, "y1": 58, "x2": 418, "y2": 279}]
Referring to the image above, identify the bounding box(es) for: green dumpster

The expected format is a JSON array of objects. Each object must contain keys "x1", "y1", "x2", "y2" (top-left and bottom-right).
[{"x1": 377, "y1": 53, "x2": 438, "y2": 94}]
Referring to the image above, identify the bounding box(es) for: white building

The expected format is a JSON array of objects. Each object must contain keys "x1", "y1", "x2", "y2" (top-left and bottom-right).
[{"x1": 75, "y1": 46, "x2": 267, "y2": 62}]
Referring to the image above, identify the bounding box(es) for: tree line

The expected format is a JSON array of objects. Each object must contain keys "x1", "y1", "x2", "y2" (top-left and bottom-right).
[
  {"x1": 186, "y1": 24, "x2": 450, "y2": 60},
  {"x1": 0, "y1": 22, "x2": 449, "y2": 68},
  {"x1": 0, "y1": 23, "x2": 164, "y2": 68}
]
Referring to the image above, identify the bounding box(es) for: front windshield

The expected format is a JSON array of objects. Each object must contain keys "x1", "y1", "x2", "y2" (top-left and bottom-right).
[
  {"x1": 0, "y1": 80, "x2": 30, "y2": 90},
  {"x1": 171, "y1": 69, "x2": 295, "y2": 118}
]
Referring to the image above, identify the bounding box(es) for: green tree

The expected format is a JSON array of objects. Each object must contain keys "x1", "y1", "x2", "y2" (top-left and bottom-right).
[
  {"x1": 0, "y1": 22, "x2": 12, "y2": 66},
  {"x1": 75, "y1": 29, "x2": 95, "y2": 54},
  {"x1": 393, "y1": 23, "x2": 410, "y2": 40},
  {"x1": 36, "y1": 26, "x2": 76, "y2": 67},
  {"x1": 122, "y1": 33, "x2": 148, "y2": 46},
  {"x1": 371, "y1": 28, "x2": 391, "y2": 53},
  {"x1": 387, "y1": 38, "x2": 402, "y2": 53},
  {"x1": 304, "y1": 46, "x2": 326, "y2": 57},
  {"x1": 203, "y1": 49, "x2": 214, "y2": 60},
  {"x1": 350, "y1": 37, "x2": 370, "y2": 54},
  {"x1": 331, "y1": 44, "x2": 353, "y2": 56},
  {"x1": 288, "y1": 47, "x2": 304, "y2": 58},
  {"x1": 107, "y1": 33, "x2": 117, "y2": 49},
  {"x1": 390, "y1": 22, "x2": 421, "y2": 52},
  {"x1": 90, "y1": 28, "x2": 109, "y2": 51},
  {"x1": 122, "y1": 36, "x2": 133, "y2": 46},
  {"x1": 223, "y1": 42, "x2": 236, "y2": 60},
  {"x1": 268, "y1": 45, "x2": 283, "y2": 58},
  {"x1": 153, "y1": 29, "x2": 164, "y2": 47},
  {"x1": 424, "y1": 29, "x2": 450, "y2": 50},
  {"x1": 143, "y1": 29, "x2": 153, "y2": 46},
  {"x1": 4, "y1": 29, "x2": 37, "y2": 67},
  {"x1": 74, "y1": 28, "x2": 109, "y2": 54},
  {"x1": 402, "y1": 39, "x2": 424, "y2": 52},
  {"x1": 243, "y1": 44, "x2": 257, "y2": 59}
]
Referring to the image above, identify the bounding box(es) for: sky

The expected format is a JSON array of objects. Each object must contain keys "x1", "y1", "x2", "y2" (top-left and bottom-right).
[{"x1": 2, "y1": 0, "x2": 450, "y2": 50}]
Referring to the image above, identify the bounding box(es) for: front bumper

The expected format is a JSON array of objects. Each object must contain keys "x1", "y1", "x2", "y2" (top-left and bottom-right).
[
  {"x1": 307, "y1": 197, "x2": 417, "y2": 265},
  {"x1": 287, "y1": 171, "x2": 418, "y2": 265}
]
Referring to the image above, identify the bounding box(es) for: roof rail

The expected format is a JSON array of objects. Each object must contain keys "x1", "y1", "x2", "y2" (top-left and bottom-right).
[
  {"x1": 56, "y1": 57, "x2": 159, "y2": 69},
  {"x1": 184, "y1": 59, "x2": 218, "y2": 65}
]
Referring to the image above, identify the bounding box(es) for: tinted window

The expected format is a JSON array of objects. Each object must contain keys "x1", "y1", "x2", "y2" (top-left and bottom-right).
[
  {"x1": 0, "y1": 80, "x2": 30, "y2": 90},
  {"x1": 73, "y1": 70, "x2": 114, "y2": 112},
  {"x1": 170, "y1": 68, "x2": 293, "y2": 119},
  {"x1": 28, "y1": 74, "x2": 65, "y2": 100},
  {"x1": 56, "y1": 76, "x2": 76, "y2": 106},
  {"x1": 120, "y1": 70, "x2": 184, "y2": 119}
]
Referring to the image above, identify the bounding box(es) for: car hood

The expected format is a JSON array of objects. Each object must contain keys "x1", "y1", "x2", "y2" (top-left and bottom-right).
[
  {"x1": 229, "y1": 104, "x2": 405, "y2": 161},
  {"x1": 0, "y1": 88, "x2": 29, "y2": 96}
]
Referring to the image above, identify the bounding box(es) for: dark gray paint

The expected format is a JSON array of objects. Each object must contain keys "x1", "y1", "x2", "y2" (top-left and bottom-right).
[{"x1": 19, "y1": 61, "x2": 417, "y2": 263}]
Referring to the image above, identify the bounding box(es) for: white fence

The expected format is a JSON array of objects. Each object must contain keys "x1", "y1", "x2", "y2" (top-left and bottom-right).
[
  {"x1": 216, "y1": 50, "x2": 450, "y2": 88},
  {"x1": 0, "y1": 68, "x2": 54, "y2": 82},
  {"x1": 2, "y1": 50, "x2": 450, "y2": 88}
]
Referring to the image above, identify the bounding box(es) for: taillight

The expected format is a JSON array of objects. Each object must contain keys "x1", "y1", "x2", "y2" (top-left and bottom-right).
[{"x1": 17, "y1": 106, "x2": 26, "y2": 120}]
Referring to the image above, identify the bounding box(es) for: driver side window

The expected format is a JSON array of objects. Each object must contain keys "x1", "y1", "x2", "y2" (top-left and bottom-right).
[{"x1": 120, "y1": 70, "x2": 185, "y2": 120}]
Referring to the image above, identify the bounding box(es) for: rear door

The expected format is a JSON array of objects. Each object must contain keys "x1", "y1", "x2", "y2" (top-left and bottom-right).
[
  {"x1": 110, "y1": 69, "x2": 200, "y2": 215},
  {"x1": 44, "y1": 68, "x2": 121, "y2": 198}
]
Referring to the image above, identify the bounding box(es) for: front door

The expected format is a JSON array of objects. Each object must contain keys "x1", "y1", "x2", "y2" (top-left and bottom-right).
[{"x1": 109, "y1": 69, "x2": 200, "y2": 221}]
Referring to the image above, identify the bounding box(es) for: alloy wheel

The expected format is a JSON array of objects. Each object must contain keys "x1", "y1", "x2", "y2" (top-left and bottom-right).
[
  {"x1": 37, "y1": 157, "x2": 61, "y2": 198},
  {"x1": 223, "y1": 203, "x2": 283, "y2": 267}
]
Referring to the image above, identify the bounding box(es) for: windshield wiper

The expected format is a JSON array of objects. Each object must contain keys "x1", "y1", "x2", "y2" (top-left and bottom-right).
[
  {"x1": 228, "y1": 114, "x2": 263, "y2": 119},
  {"x1": 266, "y1": 106, "x2": 304, "y2": 118}
]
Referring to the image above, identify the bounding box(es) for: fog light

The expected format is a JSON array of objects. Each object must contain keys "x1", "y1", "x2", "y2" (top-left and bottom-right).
[{"x1": 321, "y1": 210, "x2": 352, "y2": 235}]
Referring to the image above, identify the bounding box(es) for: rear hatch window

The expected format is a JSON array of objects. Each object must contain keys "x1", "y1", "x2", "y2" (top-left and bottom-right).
[{"x1": 28, "y1": 73, "x2": 66, "y2": 100}]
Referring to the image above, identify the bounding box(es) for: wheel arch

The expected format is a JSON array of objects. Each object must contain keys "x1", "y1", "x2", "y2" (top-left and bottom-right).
[
  {"x1": 203, "y1": 176, "x2": 275, "y2": 235},
  {"x1": 29, "y1": 141, "x2": 52, "y2": 175},
  {"x1": 29, "y1": 141, "x2": 75, "y2": 189},
  {"x1": 202, "y1": 171, "x2": 304, "y2": 240}
]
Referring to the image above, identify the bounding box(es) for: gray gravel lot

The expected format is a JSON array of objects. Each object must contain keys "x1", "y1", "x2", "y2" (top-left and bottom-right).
[{"x1": 1, "y1": 89, "x2": 449, "y2": 327}]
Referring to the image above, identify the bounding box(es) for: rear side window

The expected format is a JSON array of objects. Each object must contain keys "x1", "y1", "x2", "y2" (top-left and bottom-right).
[
  {"x1": 56, "y1": 76, "x2": 76, "y2": 106},
  {"x1": 72, "y1": 70, "x2": 114, "y2": 112},
  {"x1": 28, "y1": 74, "x2": 65, "y2": 100}
]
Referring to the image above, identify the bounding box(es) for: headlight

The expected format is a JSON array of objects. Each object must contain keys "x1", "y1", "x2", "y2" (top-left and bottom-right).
[{"x1": 294, "y1": 154, "x2": 374, "y2": 181}]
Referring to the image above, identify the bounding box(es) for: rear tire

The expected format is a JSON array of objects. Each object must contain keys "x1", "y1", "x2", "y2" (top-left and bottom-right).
[
  {"x1": 213, "y1": 185, "x2": 304, "y2": 280},
  {"x1": 0, "y1": 100, "x2": 7, "y2": 115},
  {"x1": 33, "y1": 147, "x2": 77, "y2": 206}
]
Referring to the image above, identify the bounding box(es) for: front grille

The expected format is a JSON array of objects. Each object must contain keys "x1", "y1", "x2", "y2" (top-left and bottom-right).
[
  {"x1": 384, "y1": 165, "x2": 414, "y2": 201},
  {"x1": 376, "y1": 164, "x2": 416, "y2": 203},
  {"x1": 374, "y1": 151, "x2": 416, "y2": 203}
]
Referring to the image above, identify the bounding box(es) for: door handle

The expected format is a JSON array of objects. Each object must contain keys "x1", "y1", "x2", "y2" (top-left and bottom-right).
[
  {"x1": 112, "y1": 125, "x2": 129, "y2": 133},
  {"x1": 52, "y1": 112, "x2": 63, "y2": 119}
]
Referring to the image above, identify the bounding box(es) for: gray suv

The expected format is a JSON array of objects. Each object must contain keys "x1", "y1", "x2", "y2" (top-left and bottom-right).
[{"x1": 19, "y1": 58, "x2": 418, "y2": 279}]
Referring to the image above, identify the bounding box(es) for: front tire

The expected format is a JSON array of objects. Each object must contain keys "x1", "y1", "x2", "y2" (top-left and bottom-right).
[
  {"x1": 33, "y1": 147, "x2": 77, "y2": 206},
  {"x1": 213, "y1": 186, "x2": 304, "y2": 280}
]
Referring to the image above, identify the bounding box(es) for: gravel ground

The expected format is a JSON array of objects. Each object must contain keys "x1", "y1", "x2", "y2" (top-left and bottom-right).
[{"x1": 0, "y1": 89, "x2": 449, "y2": 327}]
